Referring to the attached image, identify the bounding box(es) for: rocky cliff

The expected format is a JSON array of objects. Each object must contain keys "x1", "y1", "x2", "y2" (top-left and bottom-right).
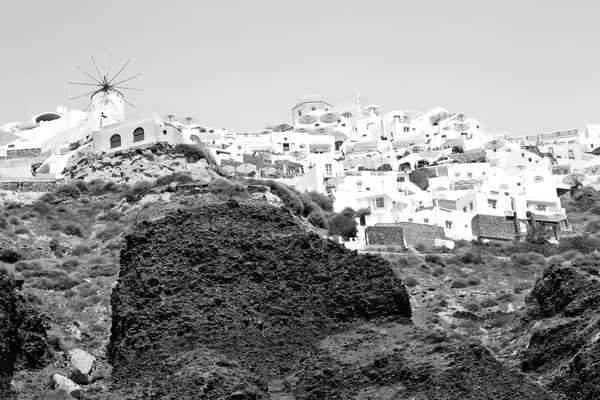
[
  {"x1": 106, "y1": 200, "x2": 552, "y2": 399},
  {"x1": 521, "y1": 262, "x2": 600, "y2": 399},
  {"x1": 0, "y1": 274, "x2": 50, "y2": 399}
]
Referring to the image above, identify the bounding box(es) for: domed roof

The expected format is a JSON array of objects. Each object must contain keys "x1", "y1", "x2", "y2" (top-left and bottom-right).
[{"x1": 294, "y1": 93, "x2": 330, "y2": 107}]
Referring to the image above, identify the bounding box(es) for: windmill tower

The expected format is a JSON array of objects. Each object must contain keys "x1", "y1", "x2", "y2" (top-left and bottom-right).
[{"x1": 68, "y1": 54, "x2": 143, "y2": 127}]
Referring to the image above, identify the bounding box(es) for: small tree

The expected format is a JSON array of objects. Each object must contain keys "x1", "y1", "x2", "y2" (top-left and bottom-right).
[
  {"x1": 328, "y1": 213, "x2": 357, "y2": 238},
  {"x1": 409, "y1": 168, "x2": 429, "y2": 191}
]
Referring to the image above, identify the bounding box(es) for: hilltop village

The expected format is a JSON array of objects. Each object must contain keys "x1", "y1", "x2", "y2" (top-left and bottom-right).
[{"x1": 2, "y1": 91, "x2": 600, "y2": 249}]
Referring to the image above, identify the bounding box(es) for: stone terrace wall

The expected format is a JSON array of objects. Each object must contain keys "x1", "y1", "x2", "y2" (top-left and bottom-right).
[
  {"x1": 471, "y1": 214, "x2": 517, "y2": 240},
  {"x1": 556, "y1": 222, "x2": 587, "y2": 238},
  {"x1": 0, "y1": 180, "x2": 56, "y2": 192},
  {"x1": 366, "y1": 225, "x2": 405, "y2": 248},
  {"x1": 6, "y1": 148, "x2": 42, "y2": 159},
  {"x1": 395, "y1": 222, "x2": 446, "y2": 247}
]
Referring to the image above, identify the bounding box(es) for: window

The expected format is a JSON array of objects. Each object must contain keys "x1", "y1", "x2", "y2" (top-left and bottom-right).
[
  {"x1": 133, "y1": 127, "x2": 144, "y2": 142},
  {"x1": 467, "y1": 172, "x2": 473, "y2": 179},
  {"x1": 357, "y1": 181, "x2": 362, "y2": 191},
  {"x1": 488, "y1": 199, "x2": 497, "y2": 209},
  {"x1": 311, "y1": 107, "x2": 316, "y2": 111},
  {"x1": 325, "y1": 164, "x2": 332, "y2": 176},
  {"x1": 342, "y1": 112, "x2": 352, "y2": 118},
  {"x1": 522, "y1": 153, "x2": 525, "y2": 158},
  {"x1": 548, "y1": 147, "x2": 554, "y2": 155},
  {"x1": 283, "y1": 143, "x2": 290, "y2": 151},
  {"x1": 469, "y1": 202, "x2": 474, "y2": 211},
  {"x1": 445, "y1": 220, "x2": 452, "y2": 229},
  {"x1": 299, "y1": 144, "x2": 305, "y2": 149},
  {"x1": 408, "y1": 218, "x2": 413, "y2": 222},
  {"x1": 534, "y1": 176, "x2": 544, "y2": 183},
  {"x1": 298, "y1": 111, "x2": 302, "y2": 116},
  {"x1": 375, "y1": 197, "x2": 385, "y2": 208},
  {"x1": 517, "y1": 182, "x2": 522, "y2": 186},
  {"x1": 491, "y1": 191, "x2": 499, "y2": 195},
  {"x1": 424, "y1": 218, "x2": 429, "y2": 223},
  {"x1": 442, "y1": 135, "x2": 447, "y2": 139},
  {"x1": 403, "y1": 127, "x2": 410, "y2": 132},
  {"x1": 162, "y1": 130, "x2": 167, "y2": 135},
  {"x1": 528, "y1": 158, "x2": 532, "y2": 162},
  {"x1": 398, "y1": 176, "x2": 405, "y2": 182},
  {"x1": 110, "y1": 134, "x2": 121, "y2": 149},
  {"x1": 536, "y1": 205, "x2": 548, "y2": 211},
  {"x1": 463, "y1": 206, "x2": 467, "y2": 213},
  {"x1": 454, "y1": 173, "x2": 460, "y2": 178},
  {"x1": 568, "y1": 150, "x2": 574, "y2": 159},
  {"x1": 238, "y1": 145, "x2": 242, "y2": 150}
]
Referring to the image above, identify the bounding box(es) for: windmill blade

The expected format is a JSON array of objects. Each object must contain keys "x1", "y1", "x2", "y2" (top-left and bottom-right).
[
  {"x1": 113, "y1": 85, "x2": 144, "y2": 91},
  {"x1": 121, "y1": 96, "x2": 137, "y2": 109},
  {"x1": 68, "y1": 81, "x2": 102, "y2": 87},
  {"x1": 70, "y1": 89, "x2": 102, "y2": 101},
  {"x1": 105, "y1": 53, "x2": 112, "y2": 80},
  {"x1": 82, "y1": 98, "x2": 95, "y2": 112},
  {"x1": 91, "y1": 55, "x2": 104, "y2": 82},
  {"x1": 111, "y1": 72, "x2": 142, "y2": 87},
  {"x1": 76, "y1": 66, "x2": 103, "y2": 85},
  {"x1": 107, "y1": 59, "x2": 130, "y2": 85}
]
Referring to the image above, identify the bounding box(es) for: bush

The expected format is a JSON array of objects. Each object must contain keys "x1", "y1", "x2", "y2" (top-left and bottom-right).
[
  {"x1": 71, "y1": 244, "x2": 92, "y2": 256},
  {"x1": 88, "y1": 263, "x2": 119, "y2": 278},
  {"x1": 124, "y1": 181, "x2": 154, "y2": 202},
  {"x1": 297, "y1": 192, "x2": 320, "y2": 217},
  {"x1": 0, "y1": 216, "x2": 7, "y2": 229},
  {"x1": 5, "y1": 202, "x2": 21, "y2": 210},
  {"x1": 58, "y1": 258, "x2": 80, "y2": 273},
  {"x1": 156, "y1": 172, "x2": 193, "y2": 186},
  {"x1": 49, "y1": 221, "x2": 62, "y2": 231},
  {"x1": 54, "y1": 183, "x2": 81, "y2": 198},
  {"x1": 32, "y1": 201, "x2": 52, "y2": 215},
  {"x1": 425, "y1": 254, "x2": 445, "y2": 266},
  {"x1": 419, "y1": 263, "x2": 431, "y2": 273},
  {"x1": 63, "y1": 223, "x2": 85, "y2": 238},
  {"x1": 246, "y1": 179, "x2": 304, "y2": 214},
  {"x1": 458, "y1": 252, "x2": 484, "y2": 265},
  {"x1": 9, "y1": 216, "x2": 21, "y2": 225},
  {"x1": 328, "y1": 213, "x2": 357, "y2": 238},
  {"x1": 70, "y1": 179, "x2": 90, "y2": 193},
  {"x1": 573, "y1": 186, "x2": 600, "y2": 212},
  {"x1": 208, "y1": 178, "x2": 248, "y2": 200},
  {"x1": 432, "y1": 267, "x2": 446, "y2": 277},
  {"x1": 464, "y1": 302, "x2": 480, "y2": 312},
  {"x1": 480, "y1": 298, "x2": 499, "y2": 308},
  {"x1": 29, "y1": 273, "x2": 81, "y2": 290},
  {"x1": 307, "y1": 210, "x2": 328, "y2": 229},
  {"x1": 409, "y1": 168, "x2": 429, "y2": 191},
  {"x1": 559, "y1": 234, "x2": 600, "y2": 254},
  {"x1": 511, "y1": 252, "x2": 546, "y2": 266},
  {"x1": 98, "y1": 209, "x2": 122, "y2": 221},
  {"x1": 451, "y1": 279, "x2": 468, "y2": 289},
  {"x1": 306, "y1": 191, "x2": 333, "y2": 212},
  {"x1": 404, "y1": 276, "x2": 419, "y2": 287},
  {"x1": 14, "y1": 227, "x2": 29, "y2": 235},
  {"x1": 171, "y1": 143, "x2": 216, "y2": 164},
  {"x1": 586, "y1": 220, "x2": 600, "y2": 234},
  {"x1": 96, "y1": 224, "x2": 122, "y2": 242}
]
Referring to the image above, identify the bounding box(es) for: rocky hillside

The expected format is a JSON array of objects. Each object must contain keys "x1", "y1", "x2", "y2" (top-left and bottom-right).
[
  {"x1": 105, "y1": 201, "x2": 552, "y2": 399},
  {"x1": 520, "y1": 261, "x2": 600, "y2": 399}
]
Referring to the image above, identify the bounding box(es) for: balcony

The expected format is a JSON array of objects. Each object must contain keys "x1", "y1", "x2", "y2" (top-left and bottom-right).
[{"x1": 527, "y1": 206, "x2": 567, "y2": 222}]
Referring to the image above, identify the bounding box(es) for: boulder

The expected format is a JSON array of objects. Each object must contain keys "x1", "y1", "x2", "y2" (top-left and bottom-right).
[
  {"x1": 51, "y1": 374, "x2": 81, "y2": 399},
  {"x1": 68, "y1": 349, "x2": 96, "y2": 384}
]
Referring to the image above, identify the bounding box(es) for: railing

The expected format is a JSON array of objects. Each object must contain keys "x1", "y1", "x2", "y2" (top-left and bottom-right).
[{"x1": 527, "y1": 206, "x2": 565, "y2": 214}]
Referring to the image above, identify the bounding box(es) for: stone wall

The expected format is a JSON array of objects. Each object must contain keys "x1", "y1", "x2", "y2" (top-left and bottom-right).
[
  {"x1": 471, "y1": 214, "x2": 517, "y2": 240},
  {"x1": 6, "y1": 148, "x2": 42, "y2": 159},
  {"x1": 557, "y1": 222, "x2": 587, "y2": 238},
  {"x1": 438, "y1": 199, "x2": 457, "y2": 210},
  {"x1": 366, "y1": 222, "x2": 446, "y2": 249},
  {"x1": 0, "y1": 180, "x2": 57, "y2": 192}
]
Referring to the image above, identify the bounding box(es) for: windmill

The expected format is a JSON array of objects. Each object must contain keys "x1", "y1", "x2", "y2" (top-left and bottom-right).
[{"x1": 68, "y1": 54, "x2": 143, "y2": 124}]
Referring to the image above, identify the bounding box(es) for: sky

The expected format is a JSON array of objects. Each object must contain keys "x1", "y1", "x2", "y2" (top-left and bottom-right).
[{"x1": 0, "y1": 0, "x2": 598, "y2": 136}]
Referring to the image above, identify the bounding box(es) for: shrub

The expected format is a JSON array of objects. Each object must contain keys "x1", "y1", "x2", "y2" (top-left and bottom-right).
[
  {"x1": 511, "y1": 252, "x2": 546, "y2": 266},
  {"x1": 0, "y1": 216, "x2": 8, "y2": 229},
  {"x1": 71, "y1": 244, "x2": 92, "y2": 256},
  {"x1": 409, "y1": 168, "x2": 429, "y2": 191},
  {"x1": 89, "y1": 179, "x2": 107, "y2": 195},
  {"x1": 171, "y1": 143, "x2": 216, "y2": 164},
  {"x1": 425, "y1": 254, "x2": 445, "y2": 266},
  {"x1": 464, "y1": 302, "x2": 480, "y2": 312},
  {"x1": 480, "y1": 298, "x2": 499, "y2": 308},
  {"x1": 9, "y1": 216, "x2": 21, "y2": 225},
  {"x1": 306, "y1": 191, "x2": 333, "y2": 212},
  {"x1": 156, "y1": 172, "x2": 193, "y2": 186},
  {"x1": 467, "y1": 276, "x2": 481, "y2": 286},
  {"x1": 54, "y1": 183, "x2": 81, "y2": 198},
  {"x1": 124, "y1": 181, "x2": 154, "y2": 202},
  {"x1": 432, "y1": 267, "x2": 446, "y2": 277},
  {"x1": 49, "y1": 221, "x2": 62, "y2": 231},
  {"x1": 404, "y1": 276, "x2": 419, "y2": 287},
  {"x1": 307, "y1": 210, "x2": 328, "y2": 229},
  {"x1": 573, "y1": 186, "x2": 600, "y2": 212},
  {"x1": 559, "y1": 234, "x2": 600, "y2": 254},
  {"x1": 297, "y1": 192, "x2": 320, "y2": 217},
  {"x1": 419, "y1": 263, "x2": 431, "y2": 273},
  {"x1": 459, "y1": 252, "x2": 484, "y2": 264},
  {"x1": 96, "y1": 224, "x2": 122, "y2": 242},
  {"x1": 4, "y1": 202, "x2": 21, "y2": 210},
  {"x1": 208, "y1": 178, "x2": 248, "y2": 200},
  {"x1": 32, "y1": 201, "x2": 52, "y2": 215},
  {"x1": 14, "y1": 227, "x2": 29, "y2": 235},
  {"x1": 63, "y1": 223, "x2": 85, "y2": 238},
  {"x1": 30, "y1": 273, "x2": 81, "y2": 290},
  {"x1": 247, "y1": 179, "x2": 303, "y2": 214},
  {"x1": 328, "y1": 213, "x2": 357, "y2": 238},
  {"x1": 58, "y1": 258, "x2": 80, "y2": 273},
  {"x1": 70, "y1": 179, "x2": 90, "y2": 193},
  {"x1": 98, "y1": 209, "x2": 122, "y2": 221},
  {"x1": 488, "y1": 315, "x2": 512, "y2": 328},
  {"x1": 586, "y1": 220, "x2": 600, "y2": 234},
  {"x1": 451, "y1": 279, "x2": 468, "y2": 289},
  {"x1": 88, "y1": 263, "x2": 119, "y2": 278}
]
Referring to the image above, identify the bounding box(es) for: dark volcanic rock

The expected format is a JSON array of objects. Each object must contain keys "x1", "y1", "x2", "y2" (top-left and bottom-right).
[
  {"x1": 0, "y1": 274, "x2": 50, "y2": 398},
  {"x1": 108, "y1": 202, "x2": 411, "y2": 398},
  {"x1": 521, "y1": 262, "x2": 600, "y2": 399}
]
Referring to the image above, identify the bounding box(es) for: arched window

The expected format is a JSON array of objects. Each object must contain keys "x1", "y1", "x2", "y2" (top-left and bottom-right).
[
  {"x1": 110, "y1": 134, "x2": 121, "y2": 149},
  {"x1": 342, "y1": 112, "x2": 353, "y2": 118},
  {"x1": 133, "y1": 127, "x2": 144, "y2": 143},
  {"x1": 534, "y1": 176, "x2": 544, "y2": 183}
]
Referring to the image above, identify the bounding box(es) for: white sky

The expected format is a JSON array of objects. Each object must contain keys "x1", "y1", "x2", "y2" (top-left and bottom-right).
[{"x1": 1, "y1": 0, "x2": 598, "y2": 136}]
